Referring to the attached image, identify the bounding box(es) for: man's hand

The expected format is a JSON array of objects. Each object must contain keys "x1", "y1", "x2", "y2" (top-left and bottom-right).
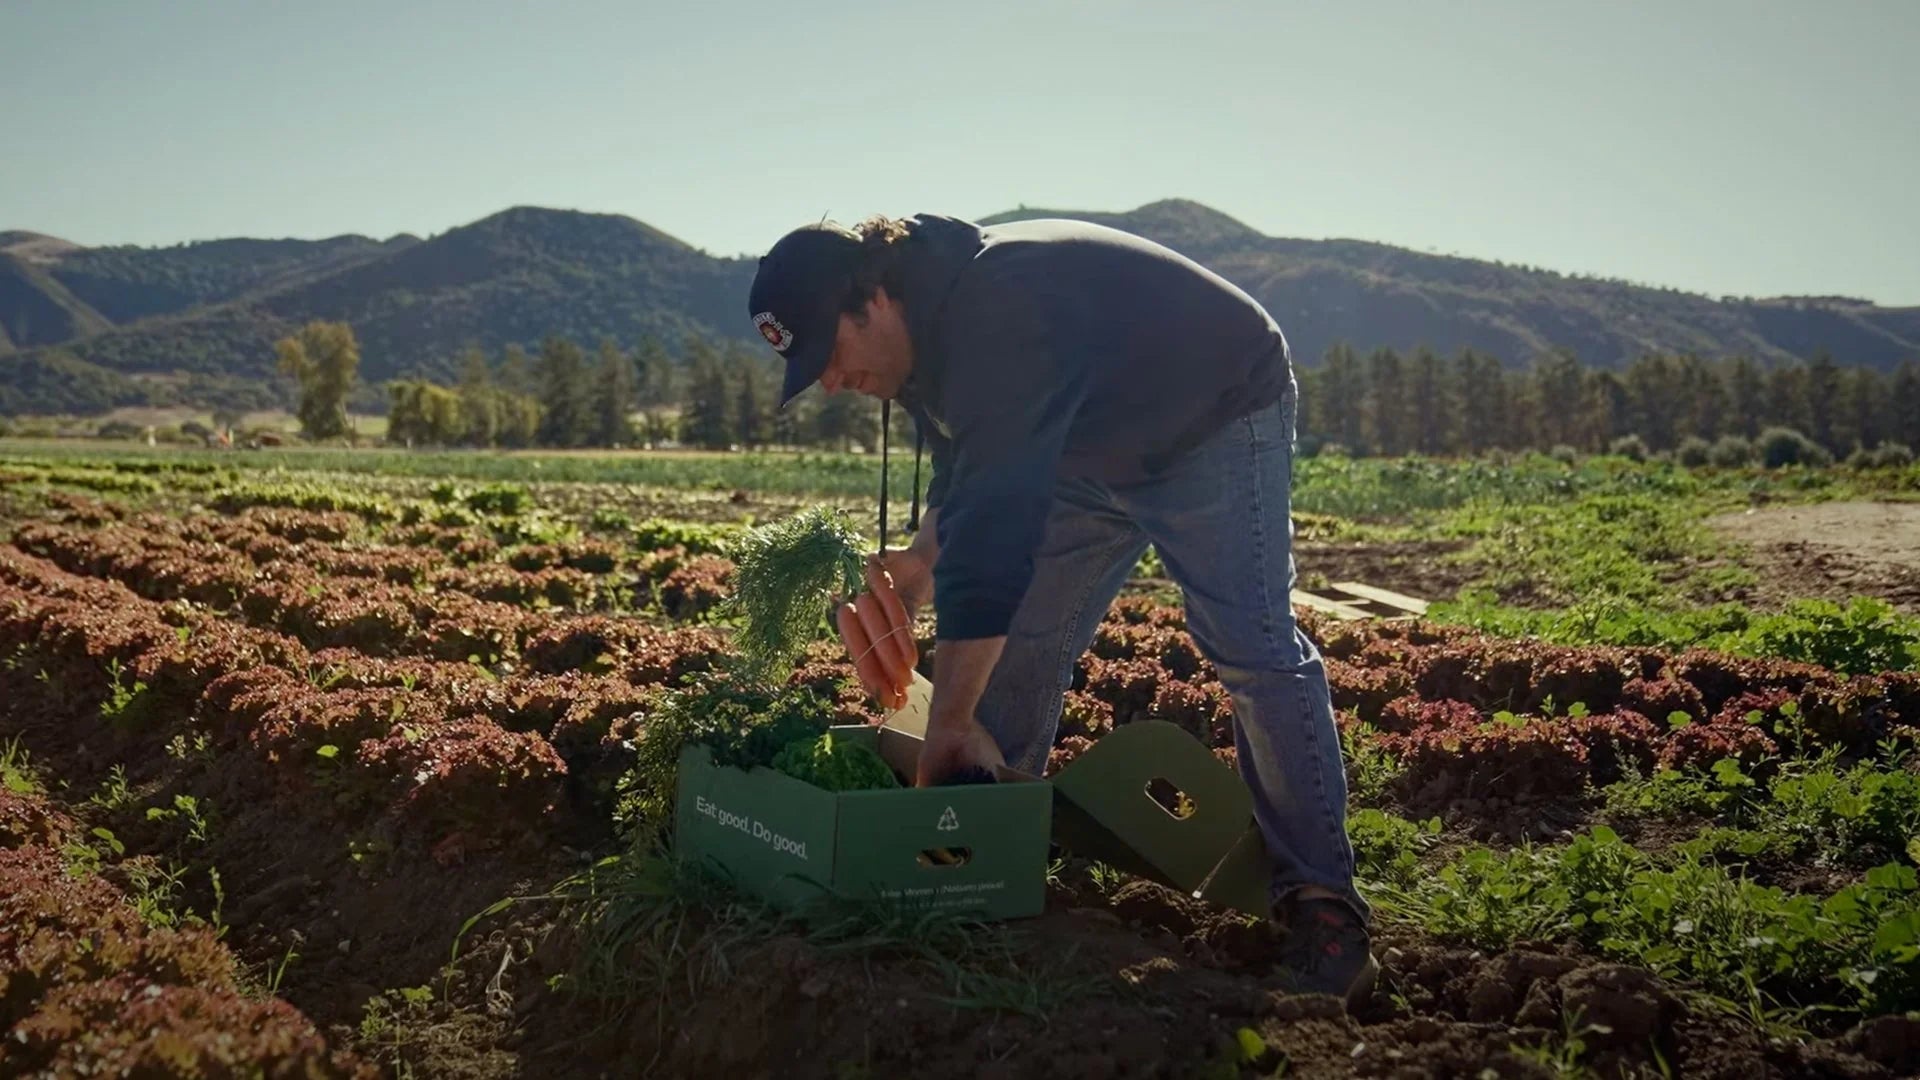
[
  {"x1": 869, "y1": 507, "x2": 1014, "y2": 787},
  {"x1": 914, "y1": 714, "x2": 1007, "y2": 787},
  {"x1": 871, "y1": 506, "x2": 939, "y2": 616},
  {"x1": 869, "y1": 547, "x2": 931, "y2": 616},
  {"x1": 914, "y1": 635, "x2": 1007, "y2": 787}
]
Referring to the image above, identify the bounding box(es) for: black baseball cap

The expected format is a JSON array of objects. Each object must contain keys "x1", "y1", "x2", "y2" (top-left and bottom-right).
[{"x1": 748, "y1": 221, "x2": 864, "y2": 406}]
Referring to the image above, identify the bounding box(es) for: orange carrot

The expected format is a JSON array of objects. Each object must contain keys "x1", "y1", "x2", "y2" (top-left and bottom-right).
[
  {"x1": 854, "y1": 591, "x2": 909, "y2": 696},
  {"x1": 835, "y1": 601, "x2": 895, "y2": 707},
  {"x1": 865, "y1": 560, "x2": 919, "y2": 672}
]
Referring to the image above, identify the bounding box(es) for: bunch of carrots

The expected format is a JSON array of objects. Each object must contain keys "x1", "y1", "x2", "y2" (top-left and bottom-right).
[{"x1": 834, "y1": 558, "x2": 918, "y2": 711}]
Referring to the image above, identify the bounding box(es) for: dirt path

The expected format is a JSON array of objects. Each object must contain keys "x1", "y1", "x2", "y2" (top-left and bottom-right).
[
  {"x1": 1295, "y1": 539, "x2": 1476, "y2": 607},
  {"x1": 1708, "y1": 500, "x2": 1920, "y2": 616}
]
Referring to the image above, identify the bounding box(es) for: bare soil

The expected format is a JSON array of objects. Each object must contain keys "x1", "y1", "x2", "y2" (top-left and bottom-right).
[
  {"x1": 1708, "y1": 501, "x2": 1920, "y2": 616},
  {"x1": 1132, "y1": 539, "x2": 1477, "y2": 611},
  {"x1": 1295, "y1": 539, "x2": 1478, "y2": 608},
  {"x1": 399, "y1": 874, "x2": 1913, "y2": 1080}
]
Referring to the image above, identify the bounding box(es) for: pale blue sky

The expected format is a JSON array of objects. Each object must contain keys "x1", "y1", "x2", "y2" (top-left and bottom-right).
[{"x1": 3, "y1": 1, "x2": 1915, "y2": 303}]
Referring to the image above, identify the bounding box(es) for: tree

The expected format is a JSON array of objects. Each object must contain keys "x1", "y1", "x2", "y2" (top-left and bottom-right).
[
  {"x1": 1576, "y1": 370, "x2": 1630, "y2": 452},
  {"x1": 387, "y1": 379, "x2": 463, "y2": 446},
  {"x1": 1805, "y1": 351, "x2": 1841, "y2": 451},
  {"x1": 724, "y1": 342, "x2": 776, "y2": 448},
  {"x1": 772, "y1": 390, "x2": 814, "y2": 448},
  {"x1": 1765, "y1": 363, "x2": 1811, "y2": 437},
  {"x1": 1316, "y1": 343, "x2": 1367, "y2": 453},
  {"x1": 1409, "y1": 346, "x2": 1447, "y2": 455},
  {"x1": 1623, "y1": 354, "x2": 1684, "y2": 450},
  {"x1": 813, "y1": 388, "x2": 876, "y2": 451},
  {"x1": 1724, "y1": 356, "x2": 1765, "y2": 439},
  {"x1": 1890, "y1": 360, "x2": 1920, "y2": 451},
  {"x1": 1450, "y1": 348, "x2": 1504, "y2": 454},
  {"x1": 1676, "y1": 354, "x2": 1726, "y2": 442},
  {"x1": 1364, "y1": 347, "x2": 1408, "y2": 456},
  {"x1": 627, "y1": 335, "x2": 677, "y2": 446},
  {"x1": 1834, "y1": 366, "x2": 1884, "y2": 453},
  {"x1": 633, "y1": 335, "x2": 675, "y2": 408},
  {"x1": 735, "y1": 362, "x2": 769, "y2": 448},
  {"x1": 679, "y1": 338, "x2": 734, "y2": 450},
  {"x1": 498, "y1": 344, "x2": 536, "y2": 398},
  {"x1": 274, "y1": 320, "x2": 359, "y2": 441},
  {"x1": 536, "y1": 336, "x2": 591, "y2": 447},
  {"x1": 455, "y1": 344, "x2": 499, "y2": 446},
  {"x1": 210, "y1": 405, "x2": 244, "y2": 438},
  {"x1": 593, "y1": 339, "x2": 637, "y2": 446},
  {"x1": 497, "y1": 393, "x2": 543, "y2": 448},
  {"x1": 1529, "y1": 350, "x2": 1583, "y2": 450}
]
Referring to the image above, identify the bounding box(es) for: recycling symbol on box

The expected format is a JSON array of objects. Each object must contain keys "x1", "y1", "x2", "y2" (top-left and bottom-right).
[{"x1": 937, "y1": 806, "x2": 959, "y2": 831}]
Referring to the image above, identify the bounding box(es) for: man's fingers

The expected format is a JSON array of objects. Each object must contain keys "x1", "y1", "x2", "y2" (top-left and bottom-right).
[
  {"x1": 913, "y1": 722, "x2": 1005, "y2": 788},
  {"x1": 863, "y1": 564, "x2": 918, "y2": 673},
  {"x1": 870, "y1": 548, "x2": 930, "y2": 615}
]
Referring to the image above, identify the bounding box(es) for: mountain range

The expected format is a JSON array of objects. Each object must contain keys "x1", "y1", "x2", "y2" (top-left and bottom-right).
[{"x1": 3, "y1": 200, "x2": 1916, "y2": 416}]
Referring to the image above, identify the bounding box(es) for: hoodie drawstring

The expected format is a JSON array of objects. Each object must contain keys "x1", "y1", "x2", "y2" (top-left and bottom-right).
[
  {"x1": 879, "y1": 399, "x2": 890, "y2": 553},
  {"x1": 878, "y1": 398, "x2": 924, "y2": 552}
]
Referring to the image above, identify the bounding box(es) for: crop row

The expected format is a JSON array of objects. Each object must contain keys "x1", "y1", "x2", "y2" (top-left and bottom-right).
[
  {"x1": 11, "y1": 515, "x2": 735, "y2": 657},
  {"x1": 1055, "y1": 598, "x2": 1920, "y2": 818},
  {"x1": 12, "y1": 506, "x2": 1916, "y2": 829},
  {"x1": 0, "y1": 545, "x2": 876, "y2": 853},
  {"x1": 9, "y1": 494, "x2": 1916, "y2": 841},
  {"x1": 0, "y1": 787, "x2": 371, "y2": 1077}
]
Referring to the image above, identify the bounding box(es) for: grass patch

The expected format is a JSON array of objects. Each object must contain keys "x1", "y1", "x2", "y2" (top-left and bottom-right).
[
  {"x1": 1604, "y1": 746, "x2": 1920, "y2": 870},
  {"x1": 1432, "y1": 595, "x2": 1920, "y2": 675},
  {"x1": 2, "y1": 736, "x2": 42, "y2": 795},
  {"x1": 2, "y1": 444, "x2": 898, "y2": 498},
  {"x1": 1435, "y1": 491, "x2": 1720, "y2": 607},
  {"x1": 1366, "y1": 823, "x2": 1920, "y2": 1023}
]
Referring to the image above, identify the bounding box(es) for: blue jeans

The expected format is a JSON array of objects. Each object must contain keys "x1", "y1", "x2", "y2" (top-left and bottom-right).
[{"x1": 972, "y1": 387, "x2": 1369, "y2": 925}]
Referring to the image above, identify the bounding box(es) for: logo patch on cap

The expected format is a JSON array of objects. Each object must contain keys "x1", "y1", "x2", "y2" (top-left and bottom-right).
[{"x1": 753, "y1": 312, "x2": 793, "y2": 353}]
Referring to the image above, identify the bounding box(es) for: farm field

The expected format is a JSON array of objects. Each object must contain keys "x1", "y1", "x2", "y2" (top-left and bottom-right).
[{"x1": 2, "y1": 445, "x2": 1919, "y2": 1078}]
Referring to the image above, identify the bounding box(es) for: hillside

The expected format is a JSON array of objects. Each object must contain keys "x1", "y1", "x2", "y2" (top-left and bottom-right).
[
  {"x1": 0, "y1": 230, "x2": 415, "y2": 352},
  {"x1": 47, "y1": 234, "x2": 418, "y2": 324},
  {"x1": 0, "y1": 253, "x2": 115, "y2": 350},
  {"x1": 10, "y1": 208, "x2": 755, "y2": 394},
  {"x1": 0, "y1": 231, "x2": 86, "y2": 263},
  {"x1": 981, "y1": 200, "x2": 1920, "y2": 374},
  {"x1": 4, "y1": 199, "x2": 1917, "y2": 415}
]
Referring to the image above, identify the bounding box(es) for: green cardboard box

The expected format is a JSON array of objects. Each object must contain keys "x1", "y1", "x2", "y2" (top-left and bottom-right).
[
  {"x1": 675, "y1": 674, "x2": 1278, "y2": 923},
  {"x1": 674, "y1": 723, "x2": 1054, "y2": 920},
  {"x1": 1046, "y1": 719, "x2": 1276, "y2": 917}
]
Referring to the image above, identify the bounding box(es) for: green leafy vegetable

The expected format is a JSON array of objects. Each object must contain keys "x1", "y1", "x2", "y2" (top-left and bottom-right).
[
  {"x1": 771, "y1": 731, "x2": 901, "y2": 792},
  {"x1": 724, "y1": 505, "x2": 866, "y2": 682},
  {"x1": 617, "y1": 673, "x2": 837, "y2": 839}
]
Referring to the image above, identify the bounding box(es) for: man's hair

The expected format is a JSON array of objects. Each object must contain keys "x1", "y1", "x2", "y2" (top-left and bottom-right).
[{"x1": 838, "y1": 214, "x2": 913, "y2": 321}]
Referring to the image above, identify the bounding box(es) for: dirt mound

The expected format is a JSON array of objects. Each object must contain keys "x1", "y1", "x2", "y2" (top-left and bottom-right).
[{"x1": 1710, "y1": 501, "x2": 1920, "y2": 615}]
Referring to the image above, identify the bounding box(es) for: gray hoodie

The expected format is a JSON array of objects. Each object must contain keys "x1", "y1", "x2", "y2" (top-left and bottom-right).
[{"x1": 890, "y1": 213, "x2": 1293, "y2": 640}]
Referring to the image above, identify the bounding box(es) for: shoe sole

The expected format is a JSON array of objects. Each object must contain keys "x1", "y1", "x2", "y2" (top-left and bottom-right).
[{"x1": 1345, "y1": 953, "x2": 1381, "y2": 1010}]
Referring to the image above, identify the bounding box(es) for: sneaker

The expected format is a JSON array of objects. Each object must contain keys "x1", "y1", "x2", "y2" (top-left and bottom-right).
[{"x1": 1270, "y1": 894, "x2": 1379, "y2": 1008}]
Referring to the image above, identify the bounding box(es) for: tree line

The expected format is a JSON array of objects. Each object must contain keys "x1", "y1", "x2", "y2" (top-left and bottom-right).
[
  {"x1": 273, "y1": 320, "x2": 1919, "y2": 462},
  {"x1": 1294, "y1": 345, "x2": 1920, "y2": 464},
  {"x1": 278, "y1": 321, "x2": 888, "y2": 451}
]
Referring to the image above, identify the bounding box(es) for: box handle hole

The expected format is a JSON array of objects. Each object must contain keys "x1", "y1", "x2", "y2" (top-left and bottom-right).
[
  {"x1": 917, "y1": 847, "x2": 972, "y2": 868},
  {"x1": 1145, "y1": 777, "x2": 1196, "y2": 820}
]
